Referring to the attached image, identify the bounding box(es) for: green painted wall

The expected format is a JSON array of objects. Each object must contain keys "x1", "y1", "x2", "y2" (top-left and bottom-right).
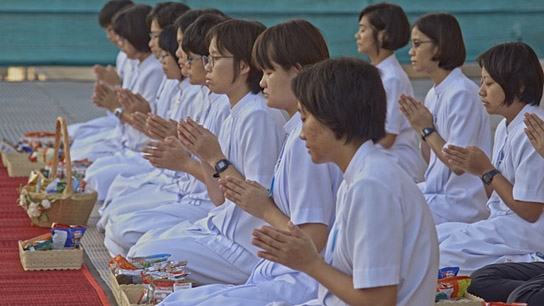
[{"x1": 1, "y1": 0, "x2": 543, "y2": 66}]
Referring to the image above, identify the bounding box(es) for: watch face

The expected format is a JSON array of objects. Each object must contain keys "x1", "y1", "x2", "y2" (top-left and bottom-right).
[{"x1": 215, "y1": 159, "x2": 230, "y2": 172}]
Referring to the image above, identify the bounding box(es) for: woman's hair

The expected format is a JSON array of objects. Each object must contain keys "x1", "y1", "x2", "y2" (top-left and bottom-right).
[
  {"x1": 292, "y1": 57, "x2": 386, "y2": 144},
  {"x1": 146, "y1": 2, "x2": 190, "y2": 28},
  {"x1": 98, "y1": 0, "x2": 133, "y2": 28},
  {"x1": 252, "y1": 19, "x2": 329, "y2": 71},
  {"x1": 358, "y1": 2, "x2": 410, "y2": 52},
  {"x1": 206, "y1": 19, "x2": 266, "y2": 94},
  {"x1": 174, "y1": 9, "x2": 227, "y2": 34},
  {"x1": 182, "y1": 14, "x2": 230, "y2": 56},
  {"x1": 158, "y1": 25, "x2": 179, "y2": 63},
  {"x1": 412, "y1": 12, "x2": 466, "y2": 70},
  {"x1": 477, "y1": 42, "x2": 543, "y2": 106},
  {"x1": 112, "y1": 4, "x2": 153, "y2": 52}
]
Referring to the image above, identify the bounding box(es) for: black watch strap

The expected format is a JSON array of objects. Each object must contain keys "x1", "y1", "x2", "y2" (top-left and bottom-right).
[
  {"x1": 481, "y1": 169, "x2": 500, "y2": 185},
  {"x1": 213, "y1": 159, "x2": 231, "y2": 178},
  {"x1": 421, "y1": 127, "x2": 436, "y2": 142}
]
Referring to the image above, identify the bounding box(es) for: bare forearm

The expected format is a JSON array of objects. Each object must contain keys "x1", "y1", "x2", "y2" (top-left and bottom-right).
[
  {"x1": 490, "y1": 174, "x2": 543, "y2": 222},
  {"x1": 421, "y1": 142, "x2": 430, "y2": 164},
  {"x1": 201, "y1": 160, "x2": 225, "y2": 206},
  {"x1": 304, "y1": 259, "x2": 396, "y2": 306},
  {"x1": 425, "y1": 133, "x2": 464, "y2": 175}
]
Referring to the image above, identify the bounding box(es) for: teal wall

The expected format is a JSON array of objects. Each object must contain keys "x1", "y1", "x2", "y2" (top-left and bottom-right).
[{"x1": 1, "y1": 0, "x2": 543, "y2": 66}]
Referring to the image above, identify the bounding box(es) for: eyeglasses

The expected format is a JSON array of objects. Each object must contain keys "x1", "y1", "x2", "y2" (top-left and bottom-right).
[
  {"x1": 409, "y1": 40, "x2": 433, "y2": 50},
  {"x1": 202, "y1": 55, "x2": 235, "y2": 68},
  {"x1": 159, "y1": 53, "x2": 170, "y2": 61},
  {"x1": 186, "y1": 55, "x2": 204, "y2": 66},
  {"x1": 116, "y1": 35, "x2": 126, "y2": 45}
]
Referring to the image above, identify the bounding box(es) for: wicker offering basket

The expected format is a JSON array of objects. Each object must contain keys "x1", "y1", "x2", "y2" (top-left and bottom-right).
[
  {"x1": 18, "y1": 240, "x2": 83, "y2": 271},
  {"x1": 18, "y1": 117, "x2": 97, "y2": 227},
  {"x1": 2, "y1": 152, "x2": 46, "y2": 177}
]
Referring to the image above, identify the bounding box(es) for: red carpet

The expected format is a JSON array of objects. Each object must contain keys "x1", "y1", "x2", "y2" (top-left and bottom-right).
[{"x1": 0, "y1": 160, "x2": 110, "y2": 306}]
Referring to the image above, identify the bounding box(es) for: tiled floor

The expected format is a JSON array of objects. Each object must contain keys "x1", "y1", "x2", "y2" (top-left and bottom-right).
[{"x1": 0, "y1": 81, "x2": 103, "y2": 144}]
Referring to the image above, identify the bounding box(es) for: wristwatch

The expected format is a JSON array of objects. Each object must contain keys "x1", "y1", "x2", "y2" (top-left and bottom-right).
[
  {"x1": 481, "y1": 169, "x2": 500, "y2": 185},
  {"x1": 114, "y1": 107, "x2": 124, "y2": 119},
  {"x1": 420, "y1": 127, "x2": 436, "y2": 142},
  {"x1": 213, "y1": 159, "x2": 231, "y2": 178}
]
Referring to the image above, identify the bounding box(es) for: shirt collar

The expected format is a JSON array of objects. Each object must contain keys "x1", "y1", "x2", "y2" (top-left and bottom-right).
[
  {"x1": 343, "y1": 140, "x2": 377, "y2": 183},
  {"x1": 434, "y1": 67, "x2": 462, "y2": 95}
]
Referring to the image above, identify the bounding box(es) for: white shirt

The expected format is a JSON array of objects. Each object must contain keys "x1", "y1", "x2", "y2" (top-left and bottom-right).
[
  {"x1": 316, "y1": 141, "x2": 438, "y2": 306},
  {"x1": 376, "y1": 54, "x2": 425, "y2": 182},
  {"x1": 488, "y1": 105, "x2": 544, "y2": 226},
  {"x1": 210, "y1": 92, "x2": 286, "y2": 254},
  {"x1": 119, "y1": 54, "x2": 164, "y2": 151},
  {"x1": 247, "y1": 113, "x2": 342, "y2": 303},
  {"x1": 155, "y1": 78, "x2": 181, "y2": 117},
  {"x1": 419, "y1": 67, "x2": 491, "y2": 224}
]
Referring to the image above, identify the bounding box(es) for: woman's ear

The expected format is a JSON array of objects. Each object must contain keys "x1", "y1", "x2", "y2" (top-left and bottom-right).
[
  {"x1": 378, "y1": 30, "x2": 387, "y2": 48},
  {"x1": 239, "y1": 60, "x2": 251, "y2": 75},
  {"x1": 294, "y1": 63, "x2": 303, "y2": 72}
]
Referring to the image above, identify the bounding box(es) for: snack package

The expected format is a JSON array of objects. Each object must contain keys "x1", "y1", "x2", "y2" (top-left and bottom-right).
[
  {"x1": 436, "y1": 276, "x2": 471, "y2": 300},
  {"x1": 109, "y1": 254, "x2": 138, "y2": 270},
  {"x1": 51, "y1": 224, "x2": 87, "y2": 248},
  {"x1": 21, "y1": 232, "x2": 53, "y2": 251},
  {"x1": 438, "y1": 266, "x2": 459, "y2": 279},
  {"x1": 129, "y1": 253, "x2": 171, "y2": 269}
]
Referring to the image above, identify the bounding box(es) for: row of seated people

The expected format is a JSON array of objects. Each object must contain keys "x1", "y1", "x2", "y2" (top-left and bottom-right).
[{"x1": 68, "y1": 1, "x2": 544, "y2": 305}]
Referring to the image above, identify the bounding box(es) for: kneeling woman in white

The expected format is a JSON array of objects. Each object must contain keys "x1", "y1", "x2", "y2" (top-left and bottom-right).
[
  {"x1": 441, "y1": 42, "x2": 544, "y2": 276},
  {"x1": 70, "y1": 4, "x2": 164, "y2": 161},
  {"x1": 85, "y1": 25, "x2": 186, "y2": 201},
  {"x1": 126, "y1": 19, "x2": 286, "y2": 286},
  {"x1": 398, "y1": 13, "x2": 491, "y2": 224},
  {"x1": 158, "y1": 19, "x2": 342, "y2": 305},
  {"x1": 252, "y1": 58, "x2": 439, "y2": 306}
]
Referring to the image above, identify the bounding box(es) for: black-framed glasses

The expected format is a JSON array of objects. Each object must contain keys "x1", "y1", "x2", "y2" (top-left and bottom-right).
[
  {"x1": 115, "y1": 34, "x2": 126, "y2": 45},
  {"x1": 159, "y1": 53, "x2": 170, "y2": 61},
  {"x1": 202, "y1": 55, "x2": 235, "y2": 67},
  {"x1": 186, "y1": 55, "x2": 204, "y2": 66},
  {"x1": 409, "y1": 40, "x2": 433, "y2": 50}
]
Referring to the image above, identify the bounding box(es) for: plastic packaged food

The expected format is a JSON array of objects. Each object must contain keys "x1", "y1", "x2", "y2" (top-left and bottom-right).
[
  {"x1": 438, "y1": 266, "x2": 459, "y2": 279},
  {"x1": 51, "y1": 224, "x2": 87, "y2": 248},
  {"x1": 21, "y1": 232, "x2": 53, "y2": 251},
  {"x1": 436, "y1": 276, "x2": 471, "y2": 299}
]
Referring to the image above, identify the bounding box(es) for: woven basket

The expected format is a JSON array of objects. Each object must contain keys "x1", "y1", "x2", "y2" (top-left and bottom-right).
[
  {"x1": 120, "y1": 285, "x2": 151, "y2": 306},
  {"x1": 18, "y1": 240, "x2": 83, "y2": 271},
  {"x1": 2, "y1": 152, "x2": 45, "y2": 177},
  {"x1": 435, "y1": 291, "x2": 486, "y2": 305},
  {"x1": 19, "y1": 117, "x2": 97, "y2": 227},
  {"x1": 111, "y1": 270, "x2": 152, "y2": 306}
]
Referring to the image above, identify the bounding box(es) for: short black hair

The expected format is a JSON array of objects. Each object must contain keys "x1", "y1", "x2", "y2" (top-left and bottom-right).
[
  {"x1": 173, "y1": 9, "x2": 227, "y2": 34},
  {"x1": 146, "y1": 2, "x2": 190, "y2": 28},
  {"x1": 252, "y1": 19, "x2": 329, "y2": 71},
  {"x1": 206, "y1": 19, "x2": 266, "y2": 94},
  {"x1": 477, "y1": 42, "x2": 543, "y2": 107},
  {"x1": 413, "y1": 13, "x2": 466, "y2": 70},
  {"x1": 98, "y1": 0, "x2": 133, "y2": 28},
  {"x1": 112, "y1": 4, "x2": 153, "y2": 53},
  {"x1": 358, "y1": 3, "x2": 410, "y2": 51},
  {"x1": 182, "y1": 14, "x2": 230, "y2": 56},
  {"x1": 292, "y1": 57, "x2": 386, "y2": 144},
  {"x1": 159, "y1": 25, "x2": 179, "y2": 63}
]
